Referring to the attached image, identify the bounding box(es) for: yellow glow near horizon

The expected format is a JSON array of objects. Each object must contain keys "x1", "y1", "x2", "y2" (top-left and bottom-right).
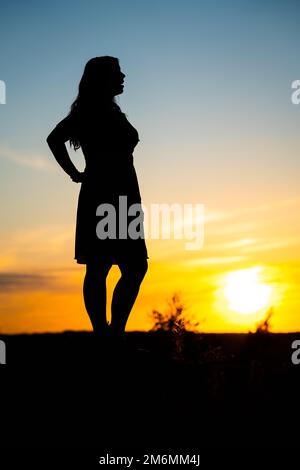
[{"x1": 224, "y1": 267, "x2": 272, "y2": 315}]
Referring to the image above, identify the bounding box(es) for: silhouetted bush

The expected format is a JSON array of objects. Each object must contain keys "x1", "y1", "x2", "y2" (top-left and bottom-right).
[
  {"x1": 149, "y1": 293, "x2": 200, "y2": 360},
  {"x1": 255, "y1": 307, "x2": 274, "y2": 333},
  {"x1": 150, "y1": 293, "x2": 199, "y2": 333}
]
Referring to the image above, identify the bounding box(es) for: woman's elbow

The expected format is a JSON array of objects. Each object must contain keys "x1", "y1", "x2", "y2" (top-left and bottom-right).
[
  {"x1": 46, "y1": 132, "x2": 54, "y2": 146},
  {"x1": 46, "y1": 131, "x2": 59, "y2": 149}
]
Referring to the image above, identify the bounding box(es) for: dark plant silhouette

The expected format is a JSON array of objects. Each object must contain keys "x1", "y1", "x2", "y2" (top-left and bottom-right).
[
  {"x1": 149, "y1": 293, "x2": 200, "y2": 360},
  {"x1": 150, "y1": 293, "x2": 199, "y2": 333},
  {"x1": 255, "y1": 307, "x2": 274, "y2": 333}
]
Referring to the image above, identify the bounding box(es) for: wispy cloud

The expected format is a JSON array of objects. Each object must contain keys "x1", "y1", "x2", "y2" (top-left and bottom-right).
[
  {"x1": 0, "y1": 145, "x2": 57, "y2": 171},
  {"x1": 206, "y1": 197, "x2": 300, "y2": 226},
  {"x1": 207, "y1": 238, "x2": 256, "y2": 251},
  {"x1": 0, "y1": 224, "x2": 74, "y2": 270},
  {"x1": 184, "y1": 256, "x2": 247, "y2": 266},
  {"x1": 0, "y1": 272, "x2": 55, "y2": 292},
  {"x1": 0, "y1": 266, "x2": 81, "y2": 293},
  {"x1": 239, "y1": 238, "x2": 300, "y2": 254},
  {"x1": 203, "y1": 236, "x2": 300, "y2": 255}
]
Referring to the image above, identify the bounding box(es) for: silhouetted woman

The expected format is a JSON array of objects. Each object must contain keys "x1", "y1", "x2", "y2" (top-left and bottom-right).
[{"x1": 47, "y1": 56, "x2": 148, "y2": 347}]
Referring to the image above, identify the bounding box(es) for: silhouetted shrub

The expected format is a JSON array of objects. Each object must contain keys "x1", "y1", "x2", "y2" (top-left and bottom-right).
[
  {"x1": 255, "y1": 307, "x2": 274, "y2": 333},
  {"x1": 150, "y1": 293, "x2": 199, "y2": 334},
  {"x1": 149, "y1": 293, "x2": 200, "y2": 360}
]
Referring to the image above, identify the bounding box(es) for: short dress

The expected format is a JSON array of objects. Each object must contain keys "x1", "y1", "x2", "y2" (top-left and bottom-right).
[{"x1": 56, "y1": 107, "x2": 149, "y2": 265}]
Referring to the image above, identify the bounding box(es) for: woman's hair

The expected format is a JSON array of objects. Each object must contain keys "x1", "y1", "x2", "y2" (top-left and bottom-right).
[{"x1": 69, "y1": 56, "x2": 121, "y2": 150}]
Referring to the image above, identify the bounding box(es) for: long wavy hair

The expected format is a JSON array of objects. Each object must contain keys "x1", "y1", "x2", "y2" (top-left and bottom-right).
[{"x1": 69, "y1": 56, "x2": 121, "y2": 150}]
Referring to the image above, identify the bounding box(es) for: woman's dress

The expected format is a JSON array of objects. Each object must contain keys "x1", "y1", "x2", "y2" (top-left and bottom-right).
[{"x1": 56, "y1": 107, "x2": 148, "y2": 265}]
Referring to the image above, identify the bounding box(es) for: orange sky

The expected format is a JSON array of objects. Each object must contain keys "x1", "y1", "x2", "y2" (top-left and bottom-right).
[{"x1": 1, "y1": 196, "x2": 300, "y2": 334}]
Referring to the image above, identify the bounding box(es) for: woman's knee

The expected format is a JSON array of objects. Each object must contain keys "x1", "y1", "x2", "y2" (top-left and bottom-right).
[
  {"x1": 137, "y1": 258, "x2": 148, "y2": 279},
  {"x1": 119, "y1": 258, "x2": 148, "y2": 282},
  {"x1": 86, "y1": 260, "x2": 112, "y2": 278}
]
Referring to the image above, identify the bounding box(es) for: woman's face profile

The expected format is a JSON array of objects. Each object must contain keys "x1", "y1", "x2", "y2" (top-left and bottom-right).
[{"x1": 103, "y1": 64, "x2": 126, "y2": 97}]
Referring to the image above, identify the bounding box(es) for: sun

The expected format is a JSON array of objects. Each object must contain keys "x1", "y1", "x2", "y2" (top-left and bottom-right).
[{"x1": 224, "y1": 267, "x2": 272, "y2": 315}]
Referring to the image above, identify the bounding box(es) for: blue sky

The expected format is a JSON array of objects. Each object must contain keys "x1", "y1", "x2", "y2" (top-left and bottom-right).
[{"x1": 1, "y1": 0, "x2": 299, "y2": 232}]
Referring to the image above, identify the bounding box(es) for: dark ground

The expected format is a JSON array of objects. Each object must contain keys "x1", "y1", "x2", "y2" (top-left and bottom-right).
[{"x1": 1, "y1": 331, "x2": 300, "y2": 463}]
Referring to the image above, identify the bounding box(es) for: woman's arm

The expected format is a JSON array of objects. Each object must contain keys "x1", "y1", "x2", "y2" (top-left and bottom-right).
[{"x1": 46, "y1": 115, "x2": 84, "y2": 183}]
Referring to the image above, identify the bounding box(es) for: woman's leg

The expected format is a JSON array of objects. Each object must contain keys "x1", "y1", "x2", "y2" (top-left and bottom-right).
[
  {"x1": 111, "y1": 257, "x2": 148, "y2": 334},
  {"x1": 83, "y1": 259, "x2": 112, "y2": 335}
]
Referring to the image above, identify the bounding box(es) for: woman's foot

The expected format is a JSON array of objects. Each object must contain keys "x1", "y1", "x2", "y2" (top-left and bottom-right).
[
  {"x1": 108, "y1": 327, "x2": 127, "y2": 360},
  {"x1": 92, "y1": 323, "x2": 111, "y2": 354}
]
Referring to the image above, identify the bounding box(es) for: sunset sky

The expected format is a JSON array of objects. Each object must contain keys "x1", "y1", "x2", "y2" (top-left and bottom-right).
[{"x1": 0, "y1": 0, "x2": 300, "y2": 333}]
